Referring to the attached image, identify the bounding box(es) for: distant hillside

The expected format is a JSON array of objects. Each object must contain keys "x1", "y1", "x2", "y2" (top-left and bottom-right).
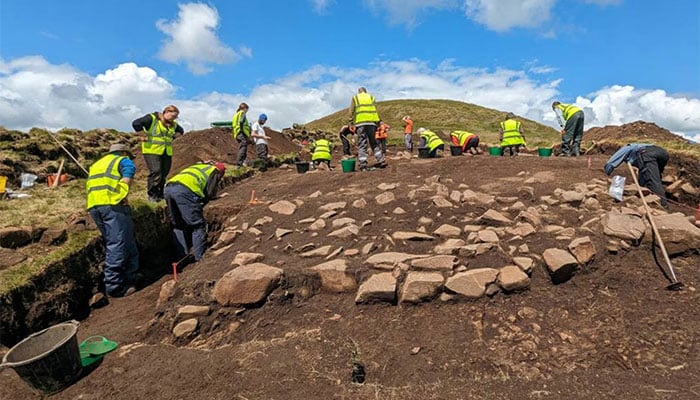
[{"x1": 305, "y1": 99, "x2": 561, "y2": 147}]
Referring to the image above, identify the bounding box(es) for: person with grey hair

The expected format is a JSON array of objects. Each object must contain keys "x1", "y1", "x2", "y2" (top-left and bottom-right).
[
  {"x1": 552, "y1": 101, "x2": 585, "y2": 156},
  {"x1": 86, "y1": 143, "x2": 139, "y2": 297},
  {"x1": 348, "y1": 87, "x2": 387, "y2": 171}
]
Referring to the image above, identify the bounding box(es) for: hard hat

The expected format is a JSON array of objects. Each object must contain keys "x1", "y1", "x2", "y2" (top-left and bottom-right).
[
  {"x1": 214, "y1": 162, "x2": 226, "y2": 174},
  {"x1": 417, "y1": 127, "x2": 426, "y2": 134},
  {"x1": 259, "y1": 113, "x2": 268, "y2": 120}
]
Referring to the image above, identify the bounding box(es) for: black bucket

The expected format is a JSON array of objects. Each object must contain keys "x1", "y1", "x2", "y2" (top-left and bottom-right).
[
  {"x1": 295, "y1": 161, "x2": 310, "y2": 174},
  {"x1": 1, "y1": 320, "x2": 82, "y2": 395},
  {"x1": 450, "y1": 145, "x2": 463, "y2": 156},
  {"x1": 418, "y1": 147, "x2": 430, "y2": 159}
]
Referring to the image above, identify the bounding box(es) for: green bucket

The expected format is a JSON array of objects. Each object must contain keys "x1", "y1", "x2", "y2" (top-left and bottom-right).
[
  {"x1": 538, "y1": 148, "x2": 553, "y2": 157},
  {"x1": 488, "y1": 147, "x2": 502, "y2": 156},
  {"x1": 341, "y1": 158, "x2": 356, "y2": 173}
]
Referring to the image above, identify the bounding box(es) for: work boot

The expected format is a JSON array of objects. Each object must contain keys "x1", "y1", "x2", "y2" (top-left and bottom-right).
[{"x1": 375, "y1": 161, "x2": 388, "y2": 169}]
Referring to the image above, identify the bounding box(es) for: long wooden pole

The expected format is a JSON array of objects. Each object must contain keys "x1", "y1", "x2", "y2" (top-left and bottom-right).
[
  {"x1": 626, "y1": 162, "x2": 680, "y2": 287},
  {"x1": 52, "y1": 159, "x2": 65, "y2": 188}
]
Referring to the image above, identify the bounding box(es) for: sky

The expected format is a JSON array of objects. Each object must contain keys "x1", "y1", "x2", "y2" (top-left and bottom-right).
[{"x1": 0, "y1": 0, "x2": 699, "y2": 142}]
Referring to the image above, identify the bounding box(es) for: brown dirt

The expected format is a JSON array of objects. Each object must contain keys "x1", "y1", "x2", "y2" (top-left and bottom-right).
[
  {"x1": 2, "y1": 148, "x2": 700, "y2": 399},
  {"x1": 584, "y1": 121, "x2": 693, "y2": 144}
]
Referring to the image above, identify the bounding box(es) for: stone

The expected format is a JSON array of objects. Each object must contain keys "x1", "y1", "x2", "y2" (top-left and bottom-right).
[
  {"x1": 309, "y1": 259, "x2": 357, "y2": 292},
  {"x1": 38, "y1": 227, "x2": 67, "y2": 246},
  {"x1": 434, "y1": 238, "x2": 467, "y2": 255},
  {"x1": 393, "y1": 207, "x2": 406, "y2": 214},
  {"x1": 319, "y1": 210, "x2": 338, "y2": 219},
  {"x1": 248, "y1": 227, "x2": 263, "y2": 236},
  {"x1": 375, "y1": 192, "x2": 396, "y2": 205},
  {"x1": 433, "y1": 224, "x2": 462, "y2": 237},
  {"x1": 157, "y1": 280, "x2": 177, "y2": 307},
  {"x1": 319, "y1": 201, "x2": 347, "y2": 212},
  {"x1": 253, "y1": 216, "x2": 273, "y2": 226},
  {"x1": 680, "y1": 183, "x2": 699, "y2": 196},
  {"x1": 231, "y1": 252, "x2": 264, "y2": 267},
  {"x1": 418, "y1": 217, "x2": 434, "y2": 225},
  {"x1": 268, "y1": 200, "x2": 297, "y2": 215},
  {"x1": 352, "y1": 199, "x2": 367, "y2": 209},
  {"x1": 410, "y1": 255, "x2": 458, "y2": 271},
  {"x1": 561, "y1": 190, "x2": 585, "y2": 204},
  {"x1": 399, "y1": 272, "x2": 444, "y2": 303},
  {"x1": 450, "y1": 190, "x2": 462, "y2": 203},
  {"x1": 477, "y1": 230, "x2": 499, "y2": 243},
  {"x1": 445, "y1": 268, "x2": 499, "y2": 298},
  {"x1": 361, "y1": 242, "x2": 377, "y2": 255},
  {"x1": 332, "y1": 217, "x2": 357, "y2": 228},
  {"x1": 325, "y1": 247, "x2": 344, "y2": 260},
  {"x1": 309, "y1": 219, "x2": 326, "y2": 231},
  {"x1": 275, "y1": 228, "x2": 293, "y2": 239},
  {"x1": 344, "y1": 248, "x2": 360, "y2": 257},
  {"x1": 478, "y1": 209, "x2": 512, "y2": 226},
  {"x1": 177, "y1": 305, "x2": 211, "y2": 318},
  {"x1": 365, "y1": 252, "x2": 429, "y2": 266},
  {"x1": 653, "y1": 213, "x2": 700, "y2": 255},
  {"x1": 300, "y1": 245, "x2": 333, "y2": 258},
  {"x1": 509, "y1": 201, "x2": 526, "y2": 212},
  {"x1": 173, "y1": 318, "x2": 198, "y2": 338},
  {"x1": 88, "y1": 293, "x2": 108, "y2": 309},
  {"x1": 602, "y1": 211, "x2": 646, "y2": 241},
  {"x1": 432, "y1": 196, "x2": 454, "y2": 208},
  {"x1": 355, "y1": 273, "x2": 397, "y2": 304},
  {"x1": 392, "y1": 231, "x2": 435, "y2": 241},
  {"x1": 212, "y1": 263, "x2": 284, "y2": 306},
  {"x1": 517, "y1": 209, "x2": 542, "y2": 227},
  {"x1": 378, "y1": 183, "x2": 398, "y2": 191},
  {"x1": 568, "y1": 236, "x2": 596, "y2": 264},
  {"x1": 518, "y1": 186, "x2": 535, "y2": 200},
  {"x1": 328, "y1": 224, "x2": 360, "y2": 238},
  {"x1": 498, "y1": 266, "x2": 530, "y2": 292},
  {"x1": 542, "y1": 249, "x2": 578, "y2": 284},
  {"x1": 512, "y1": 257, "x2": 534, "y2": 274}
]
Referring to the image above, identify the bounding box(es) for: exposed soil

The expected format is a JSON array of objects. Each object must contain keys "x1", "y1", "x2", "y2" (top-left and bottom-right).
[
  {"x1": 2, "y1": 122, "x2": 700, "y2": 400},
  {"x1": 584, "y1": 121, "x2": 693, "y2": 144}
]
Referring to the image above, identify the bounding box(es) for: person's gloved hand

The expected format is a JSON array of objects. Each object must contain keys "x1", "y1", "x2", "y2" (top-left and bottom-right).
[{"x1": 604, "y1": 164, "x2": 614, "y2": 176}]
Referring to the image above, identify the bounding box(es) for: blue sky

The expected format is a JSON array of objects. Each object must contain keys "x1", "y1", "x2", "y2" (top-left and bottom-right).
[{"x1": 1, "y1": 0, "x2": 699, "y2": 142}]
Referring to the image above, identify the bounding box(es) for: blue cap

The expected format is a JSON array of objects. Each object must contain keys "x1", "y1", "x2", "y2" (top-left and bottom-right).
[{"x1": 259, "y1": 113, "x2": 268, "y2": 120}]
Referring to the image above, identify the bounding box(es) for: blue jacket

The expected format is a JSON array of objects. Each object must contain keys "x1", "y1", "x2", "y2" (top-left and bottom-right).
[{"x1": 603, "y1": 143, "x2": 651, "y2": 175}]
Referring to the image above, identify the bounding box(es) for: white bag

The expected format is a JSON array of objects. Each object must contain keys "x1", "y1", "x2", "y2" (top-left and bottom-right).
[
  {"x1": 608, "y1": 175, "x2": 626, "y2": 202},
  {"x1": 20, "y1": 173, "x2": 38, "y2": 190}
]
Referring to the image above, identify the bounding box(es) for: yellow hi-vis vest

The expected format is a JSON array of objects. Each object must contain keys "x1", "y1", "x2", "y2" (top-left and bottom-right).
[
  {"x1": 312, "y1": 139, "x2": 332, "y2": 161},
  {"x1": 420, "y1": 130, "x2": 444, "y2": 152},
  {"x1": 451, "y1": 131, "x2": 475, "y2": 147},
  {"x1": 555, "y1": 103, "x2": 582, "y2": 121},
  {"x1": 500, "y1": 119, "x2": 525, "y2": 146},
  {"x1": 142, "y1": 114, "x2": 177, "y2": 156},
  {"x1": 86, "y1": 154, "x2": 129, "y2": 209},
  {"x1": 352, "y1": 93, "x2": 380, "y2": 124},
  {"x1": 232, "y1": 110, "x2": 251, "y2": 138},
  {"x1": 167, "y1": 163, "x2": 217, "y2": 198}
]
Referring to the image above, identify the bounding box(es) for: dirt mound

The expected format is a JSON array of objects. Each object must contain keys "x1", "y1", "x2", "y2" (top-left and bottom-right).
[
  {"x1": 133, "y1": 126, "x2": 303, "y2": 177},
  {"x1": 585, "y1": 120, "x2": 690, "y2": 144},
  {"x1": 2, "y1": 153, "x2": 700, "y2": 399}
]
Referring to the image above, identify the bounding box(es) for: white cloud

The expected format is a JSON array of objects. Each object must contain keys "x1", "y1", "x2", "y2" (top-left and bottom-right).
[
  {"x1": 156, "y1": 3, "x2": 242, "y2": 75},
  {"x1": 1, "y1": 56, "x2": 698, "y2": 143},
  {"x1": 364, "y1": 0, "x2": 457, "y2": 27},
  {"x1": 310, "y1": 0, "x2": 335, "y2": 14},
  {"x1": 464, "y1": 0, "x2": 557, "y2": 32}
]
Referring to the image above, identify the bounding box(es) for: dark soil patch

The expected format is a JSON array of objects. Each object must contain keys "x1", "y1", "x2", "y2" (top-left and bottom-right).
[{"x1": 2, "y1": 149, "x2": 700, "y2": 399}]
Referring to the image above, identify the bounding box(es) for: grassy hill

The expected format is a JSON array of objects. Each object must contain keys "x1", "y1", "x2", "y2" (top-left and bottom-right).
[{"x1": 305, "y1": 99, "x2": 561, "y2": 147}]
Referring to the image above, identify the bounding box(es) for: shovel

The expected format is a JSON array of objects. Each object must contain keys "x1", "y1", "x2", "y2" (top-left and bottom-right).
[{"x1": 626, "y1": 162, "x2": 683, "y2": 291}]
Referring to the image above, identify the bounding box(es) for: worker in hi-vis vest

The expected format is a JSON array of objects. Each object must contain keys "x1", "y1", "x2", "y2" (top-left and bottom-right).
[
  {"x1": 132, "y1": 105, "x2": 184, "y2": 202},
  {"x1": 311, "y1": 138, "x2": 333, "y2": 170},
  {"x1": 348, "y1": 87, "x2": 387, "y2": 171},
  {"x1": 450, "y1": 130, "x2": 481, "y2": 155},
  {"x1": 552, "y1": 101, "x2": 585, "y2": 157},
  {"x1": 86, "y1": 143, "x2": 139, "y2": 298},
  {"x1": 232, "y1": 102, "x2": 252, "y2": 167},
  {"x1": 164, "y1": 161, "x2": 226, "y2": 262},
  {"x1": 499, "y1": 112, "x2": 526, "y2": 156},
  {"x1": 417, "y1": 128, "x2": 445, "y2": 158}
]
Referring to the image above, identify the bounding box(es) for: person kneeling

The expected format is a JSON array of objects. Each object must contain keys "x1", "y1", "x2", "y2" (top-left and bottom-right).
[
  {"x1": 164, "y1": 161, "x2": 226, "y2": 262},
  {"x1": 311, "y1": 137, "x2": 333, "y2": 170},
  {"x1": 417, "y1": 128, "x2": 445, "y2": 158}
]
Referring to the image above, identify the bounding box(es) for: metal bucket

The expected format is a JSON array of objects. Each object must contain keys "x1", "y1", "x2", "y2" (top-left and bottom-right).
[{"x1": 1, "y1": 320, "x2": 82, "y2": 395}]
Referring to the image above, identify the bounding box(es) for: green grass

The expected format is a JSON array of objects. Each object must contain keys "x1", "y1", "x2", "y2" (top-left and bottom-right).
[
  {"x1": 0, "y1": 230, "x2": 97, "y2": 294},
  {"x1": 305, "y1": 99, "x2": 562, "y2": 148}
]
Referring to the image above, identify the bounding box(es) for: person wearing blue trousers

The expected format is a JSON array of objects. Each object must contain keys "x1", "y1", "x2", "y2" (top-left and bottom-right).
[
  {"x1": 164, "y1": 161, "x2": 225, "y2": 262},
  {"x1": 86, "y1": 144, "x2": 139, "y2": 297}
]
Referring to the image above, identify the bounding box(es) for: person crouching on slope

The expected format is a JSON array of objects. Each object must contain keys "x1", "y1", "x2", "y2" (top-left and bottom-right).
[
  {"x1": 417, "y1": 128, "x2": 445, "y2": 158},
  {"x1": 164, "y1": 161, "x2": 226, "y2": 262},
  {"x1": 311, "y1": 137, "x2": 333, "y2": 170},
  {"x1": 450, "y1": 130, "x2": 481, "y2": 155}
]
